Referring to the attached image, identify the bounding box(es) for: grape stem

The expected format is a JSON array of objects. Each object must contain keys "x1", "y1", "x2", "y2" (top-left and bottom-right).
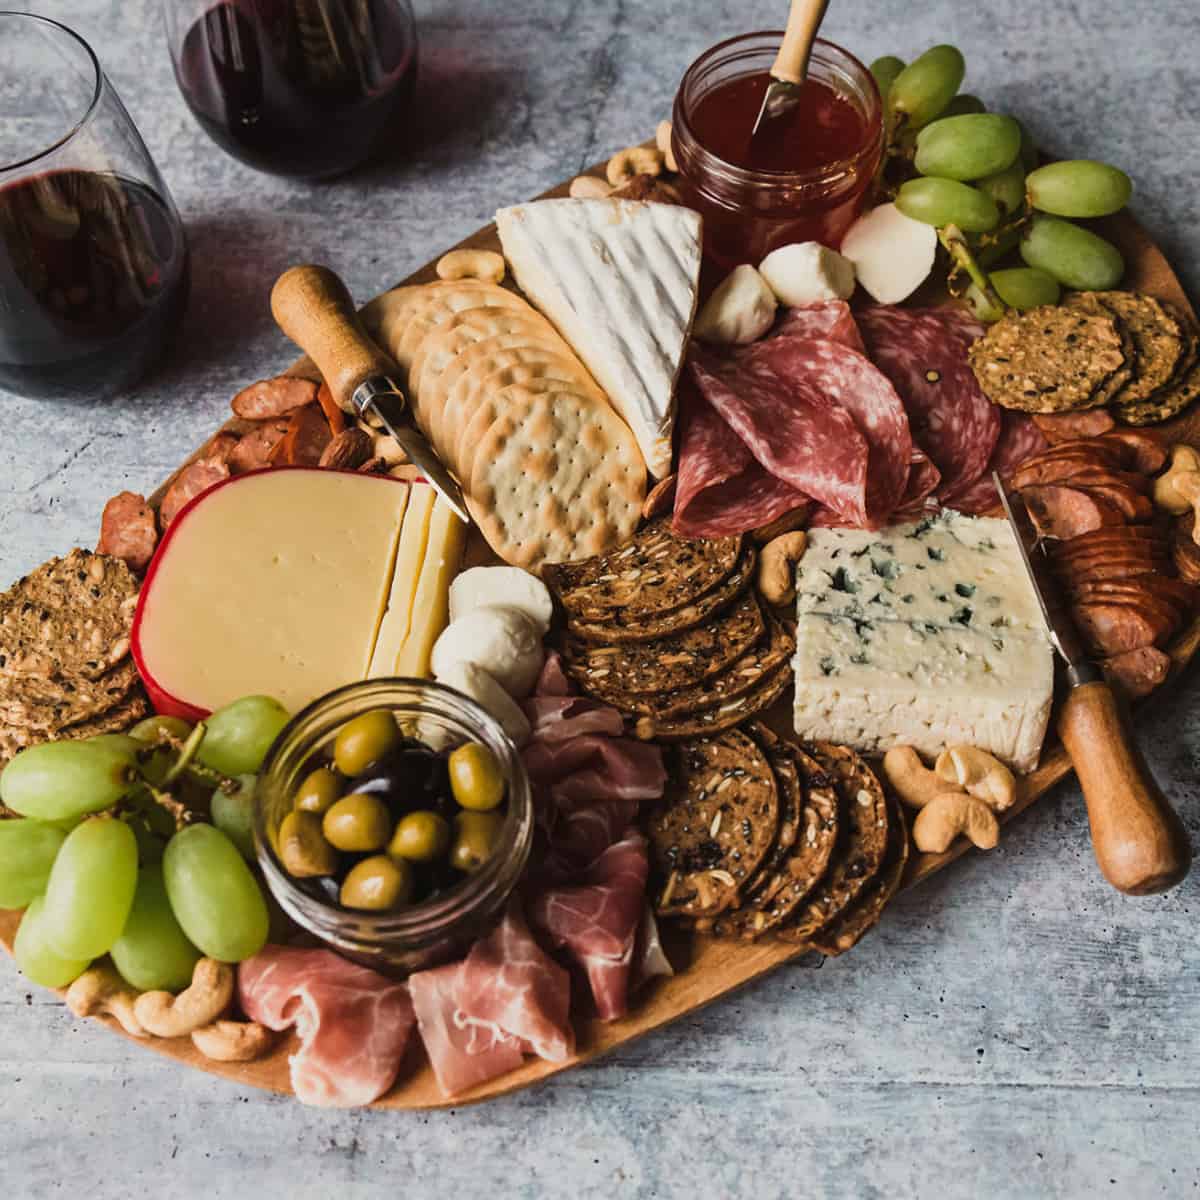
[
  {"x1": 161, "y1": 721, "x2": 207, "y2": 788},
  {"x1": 938, "y1": 224, "x2": 1006, "y2": 313},
  {"x1": 142, "y1": 782, "x2": 192, "y2": 831}
]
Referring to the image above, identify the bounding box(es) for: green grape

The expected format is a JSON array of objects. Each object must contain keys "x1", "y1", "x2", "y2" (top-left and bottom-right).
[
  {"x1": 87, "y1": 734, "x2": 142, "y2": 755},
  {"x1": 991, "y1": 267, "x2": 1061, "y2": 310},
  {"x1": 197, "y1": 696, "x2": 290, "y2": 776},
  {"x1": 977, "y1": 161, "x2": 1027, "y2": 217},
  {"x1": 965, "y1": 282, "x2": 1007, "y2": 324},
  {"x1": 1026, "y1": 160, "x2": 1132, "y2": 219},
  {"x1": 110, "y1": 863, "x2": 202, "y2": 992},
  {"x1": 896, "y1": 177, "x2": 1000, "y2": 232},
  {"x1": 914, "y1": 114, "x2": 1021, "y2": 181},
  {"x1": 888, "y1": 45, "x2": 965, "y2": 131},
  {"x1": 976, "y1": 226, "x2": 1022, "y2": 268},
  {"x1": 1016, "y1": 119, "x2": 1039, "y2": 172},
  {"x1": 130, "y1": 715, "x2": 194, "y2": 744},
  {"x1": 14, "y1": 895, "x2": 90, "y2": 988},
  {"x1": 940, "y1": 93, "x2": 986, "y2": 117},
  {"x1": 41, "y1": 815, "x2": 137, "y2": 959},
  {"x1": 162, "y1": 824, "x2": 269, "y2": 962},
  {"x1": 210, "y1": 775, "x2": 259, "y2": 860},
  {"x1": 870, "y1": 55, "x2": 905, "y2": 105},
  {"x1": 1021, "y1": 215, "x2": 1125, "y2": 290},
  {"x1": 0, "y1": 819, "x2": 66, "y2": 908},
  {"x1": 0, "y1": 738, "x2": 137, "y2": 821}
]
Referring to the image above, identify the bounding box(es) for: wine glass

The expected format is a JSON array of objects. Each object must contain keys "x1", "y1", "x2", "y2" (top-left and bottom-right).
[
  {"x1": 163, "y1": 0, "x2": 419, "y2": 179},
  {"x1": 0, "y1": 12, "x2": 190, "y2": 403}
]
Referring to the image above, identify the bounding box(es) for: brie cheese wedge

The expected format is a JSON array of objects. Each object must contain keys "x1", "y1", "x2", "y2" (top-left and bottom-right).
[{"x1": 495, "y1": 198, "x2": 703, "y2": 479}]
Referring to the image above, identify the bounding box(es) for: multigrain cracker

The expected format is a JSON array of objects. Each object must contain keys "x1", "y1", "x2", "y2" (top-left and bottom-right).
[
  {"x1": 0, "y1": 657, "x2": 140, "y2": 731},
  {"x1": 632, "y1": 661, "x2": 791, "y2": 741},
  {"x1": 1088, "y1": 291, "x2": 1182, "y2": 407},
  {"x1": 1063, "y1": 291, "x2": 1135, "y2": 405}
]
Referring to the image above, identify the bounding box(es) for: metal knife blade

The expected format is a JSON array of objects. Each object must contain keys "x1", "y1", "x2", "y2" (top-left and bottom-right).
[
  {"x1": 751, "y1": 78, "x2": 805, "y2": 139},
  {"x1": 994, "y1": 472, "x2": 1100, "y2": 684},
  {"x1": 352, "y1": 378, "x2": 469, "y2": 523}
]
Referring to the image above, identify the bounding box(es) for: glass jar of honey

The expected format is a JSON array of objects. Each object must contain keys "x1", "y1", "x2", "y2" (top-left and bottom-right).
[{"x1": 672, "y1": 33, "x2": 883, "y2": 270}]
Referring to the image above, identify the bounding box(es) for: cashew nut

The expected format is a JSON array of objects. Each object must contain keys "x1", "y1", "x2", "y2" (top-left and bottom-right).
[
  {"x1": 435, "y1": 248, "x2": 506, "y2": 285},
  {"x1": 133, "y1": 958, "x2": 234, "y2": 1039},
  {"x1": 66, "y1": 962, "x2": 148, "y2": 1038},
  {"x1": 1153, "y1": 446, "x2": 1200, "y2": 545},
  {"x1": 568, "y1": 174, "x2": 613, "y2": 199},
  {"x1": 606, "y1": 145, "x2": 664, "y2": 187},
  {"x1": 883, "y1": 745, "x2": 961, "y2": 811},
  {"x1": 912, "y1": 791, "x2": 1000, "y2": 853},
  {"x1": 752, "y1": 505, "x2": 810, "y2": 544},
  {"x1": 935, "y1": 745, "x2": 1017, "y2": 812},
  {"x1": 756, "y1": 531, "x2": 808, "y2": 606},
  {"x1": 191, "y1": 1019, "x2": 275, "y2": 1062},
  {"x1": 655, "y1": 120, "x2": 678, "y2": 172},
  {"x1": 642, "y1": 473, "x2": 677, "y2": 520}
]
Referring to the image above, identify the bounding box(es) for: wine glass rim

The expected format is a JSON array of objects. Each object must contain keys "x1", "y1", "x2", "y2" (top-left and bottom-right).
[{"x1": 0, "y1": 11, "x2": 103, "y2": 174}]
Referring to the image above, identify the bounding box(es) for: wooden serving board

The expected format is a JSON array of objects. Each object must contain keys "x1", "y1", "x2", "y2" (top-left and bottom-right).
[{"x1": 2, "y1": 164, "x2": 1198, "y2": 1111}]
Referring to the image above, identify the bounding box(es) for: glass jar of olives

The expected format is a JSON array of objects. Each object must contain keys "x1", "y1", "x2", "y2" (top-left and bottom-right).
[{"x1": 254, "y1": 680, "x2": 533, "y2": 976}]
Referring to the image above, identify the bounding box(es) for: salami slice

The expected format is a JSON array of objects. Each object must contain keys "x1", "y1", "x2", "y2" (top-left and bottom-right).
[
  {"x1": 672, "y1": 383, "x2": 810, "y2": 538},
  {"x1": 948, "y1": 411, "x2": 1049, "y2": 515},
  {"x1": 737, "y1": 334, "x2": 912, "y2": 524},
  {"x1": 770, "y1": 301, "x2": 865, "y2": 353},
  {"x1": 688, "y1": 351, "x2": 871, "y2": 525},
  {"x1": 857, "y1": 306, "x2": 1001, "y2": 504}
]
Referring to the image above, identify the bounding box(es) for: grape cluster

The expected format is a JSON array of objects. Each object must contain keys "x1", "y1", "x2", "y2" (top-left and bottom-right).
[
  {"x1": 0, "y1": 696, "x2": 289, "y2": 990},
  {"x1": 871, "y1": 46, "x2": 1132, "y2": 319}
]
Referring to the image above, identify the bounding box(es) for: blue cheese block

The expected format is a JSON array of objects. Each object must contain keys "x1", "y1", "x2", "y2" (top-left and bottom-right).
[
  {"x1": 796, "y1": 511, "x2": 1047, "y2": 641},
  {"x1": 792, "y1": 513, "x2": 1053, "y2": 772}
]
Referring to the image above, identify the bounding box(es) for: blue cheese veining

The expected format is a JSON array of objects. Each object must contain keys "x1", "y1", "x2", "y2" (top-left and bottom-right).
[{"x1": 792, "y1": 512, "x2": 1053, "y2": 772}]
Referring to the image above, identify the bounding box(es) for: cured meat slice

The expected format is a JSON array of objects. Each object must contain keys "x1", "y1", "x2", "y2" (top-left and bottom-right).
[
  {"x1": 522, "y1": 695, "x2": 624, "y2": 743},
  {"x1": 736, "y1": 335, "x2": 912, "y2": 524},
  {"x1": 231, "y1": 376, "x2": 319, "y2": 420},
  {"x1": 455, "y1": 904, "x2": 574, "y2": 1064},
  {"x1": 1072, "y1": 600, "x2": 1178, "y2": 655},
  {"x1": 1104, "y1": 645, "x2": 1172, "y2": 698},
  {"x1": 1022, "y1": 484, "x2": 1126, "y2": 540},
  {"x1": 238, "y1": 945, "x2": 416, "y2": 1108},
  {"x1": 630, "y1": 907, "x2": 673, "y2": 992},
  {"x1": 529, "y1": 829, "x2": 649, "y2": 1021},
  {"x1": 532, "y1": 651, "x2": 573, "y2": 697},
  {"x1": 771, "y1": 300, "x2": 865, "y2": 352},
  {"x1": 523, "y1": 733, "x2": 667, "y2": 807},
  {"x1": 688, "y1": 352, "x2": 871, "y2": 525},
  {"x1": 408, "y1": 962, "x2": 524, "y2": 1098},
  {"x1": 159, "y1": 459, "x2": 229, "y2": 527},
  {"x1": 673, "y1": 382, "x2": 810, "y2": 538},
  {"x1": 97, "y1": 491, "x2": 158, "y2": 573},
  {"x1": 857, "y1": 306, "x2": 1001, "y2": 503},
  {"x1": 1034, "y1": 409, "x2": 1118, "y2": 443},
  {"x1": 228, "y1": 419, "x2": 291, "y2": 472},
  {"x1": 269, "y1": 403, "x2": 334, "y2": 467},
  {"x1": 950, "y1": 411, "x2": 1048, "y2": 515}
]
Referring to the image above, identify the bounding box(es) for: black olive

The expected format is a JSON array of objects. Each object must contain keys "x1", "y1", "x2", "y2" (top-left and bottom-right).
[
  {"x1": 295, "y1": 875, "x2": 342, "y2": 906},
  {"x1": 346, "y1": 741, "x2": 454, "y2": 819}
]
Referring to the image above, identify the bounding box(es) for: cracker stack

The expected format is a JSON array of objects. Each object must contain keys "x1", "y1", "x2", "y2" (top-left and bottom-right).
[
  {"x1": 968, "y1": 290, "x2": 1200, "y2": 426},
  {"x1": 0, "y1": 549, "x2": 146, "y2": 769},
  {"x1": 544, "y1": 520, "x2": 793, "y2": 740},
  {"x1": 359, "y1": 279, "x2": 646, "y2": 569}
]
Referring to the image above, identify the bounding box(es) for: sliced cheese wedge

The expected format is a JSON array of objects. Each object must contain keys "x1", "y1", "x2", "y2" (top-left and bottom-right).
[
  {"x1": 395, "y1": 497, "x2": 469, "y2": 678},
  {"x1": 368, "y1": 484, "x2": 434, "y2": 678},
  {"x1": 495, "y1": 197, "x2": 703, "y2": 479}
]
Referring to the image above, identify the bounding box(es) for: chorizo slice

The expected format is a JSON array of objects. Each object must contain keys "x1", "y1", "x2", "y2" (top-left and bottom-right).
[
  {"x1": 1103, "y1": 646, "x2": 1172, "y2": 699},
  {"x1": 231, "y1": 376, "x2": 319, "y2": 420},
  {"x1": 1098, "y1": 429, "x2": 1168, "y2": 475},
  {"x1": 1013, "y1": 444, "x2": 1129, "y2": 482},
  {"x1": 159, "y1": 459, "x2": 230, "y2": 527},
  {"x1": 1071, "y1": 599, "x2": 1178, "y2": 656},
  {"x1": 1057, "y1": 552, "x2": 1171, "y2": 585},
  {"x1": 316, "y1": 382, "x2": 346, "y2": 436},
  {"x1": 1021, "y1": 484, "x2": 1126, "y2": 541},
  {"x1": 228, "y1": 419, "x2": 291, "y2": 473},
  {"x1": 269, "y1": 403, "x2": 333, "y2": 467},
  {"x1": 1070, "y1": 483, "x2": 1154, "y2": 523},
  {"x1": 97, "y1": 491, "x2": 159, "y2": 573},
  {"x1": 1065, "y1": 580, "x2": 1189, "y2": 627},
  {"x1": 1171, "y1": 517, "x2": 1200, "y2": 584},
  {"x1": 201, "y1": 431, "x2": 241, "y2": 466},
  {"x1": 1050, "y1": 523, "x2": 1165, "y2": 557},
  {"x1": 1033, "y1": 410, "x2": 1117, "y2": 444}
]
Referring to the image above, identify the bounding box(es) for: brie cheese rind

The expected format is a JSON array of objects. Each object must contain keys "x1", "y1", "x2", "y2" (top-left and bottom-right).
[
  {"x1": 495, "y1": 198, "x2": 703, "y2": 480},
  {"x1": 791, "y1": 513, "x2": 1054, "y2": 773}
]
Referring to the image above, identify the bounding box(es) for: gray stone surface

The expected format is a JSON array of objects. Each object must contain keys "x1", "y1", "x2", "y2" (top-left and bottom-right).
[{"x1": 2, "y1": 0, "x2": 1200, "y2": 1196}]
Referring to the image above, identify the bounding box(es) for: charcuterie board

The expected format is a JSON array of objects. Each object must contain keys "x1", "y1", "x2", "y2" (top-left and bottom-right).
[{"x1": 2, "y1": 148, "x2": 1197, "y2": 1110}]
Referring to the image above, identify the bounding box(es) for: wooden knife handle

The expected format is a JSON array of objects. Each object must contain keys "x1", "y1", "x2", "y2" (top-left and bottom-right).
[
  {"x1": 1057, "y1": 679, "x2": 1190, "y2": 895},
  {"x1": 270, "y1": 265, "x2": 395, "y2": 413},
  {"x1": 771, "y1": 0, "x2": 831, "y2": 83}
]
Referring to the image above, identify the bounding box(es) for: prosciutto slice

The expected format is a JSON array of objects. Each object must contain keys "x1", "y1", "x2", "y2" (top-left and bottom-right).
[
  {"x1": 238, "y1": 945, "x2": 416, "y2": 1108},
  {"x1": 523, "y1": 733, "x2": 667, "y2": 806},
  {"x1": 530, "y1": 830, "x2": 649, "y2": 1021},
  {"x1": 522, "y1": 695, "x2": 624, "y2": 743}
]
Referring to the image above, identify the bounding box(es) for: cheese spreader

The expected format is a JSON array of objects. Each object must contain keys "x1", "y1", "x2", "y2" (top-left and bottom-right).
[
  {"x1": 995, "y1": 473, "x2": 1190, "y2": 895},
  {"x1": 750, "y1": 0, "x2": 832, "y2": 141},
  {"x1": 270, "y1": 265, "x2": 469, "y2": 522}
]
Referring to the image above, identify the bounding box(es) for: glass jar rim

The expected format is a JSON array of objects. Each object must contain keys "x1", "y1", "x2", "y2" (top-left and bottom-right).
[
  {"x1": 254, "y1": 676, "x2": 533, "y2": 943},
  {"x1": 0, "y1": 12, "x2": 103, "y2": 174},
  {"x1": 674, "y1": 32, "x2": 882, "y2": 186}
]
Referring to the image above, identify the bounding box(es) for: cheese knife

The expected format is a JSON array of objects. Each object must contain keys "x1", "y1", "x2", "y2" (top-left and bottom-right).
[
  {"x1": 750, "y1": 0, "x2": 832, "y2": 140},
  {"x1": 995, "y1": 473, "x2": 1190, "y2": 895},
  {"x1": 270, "y1": 264, "x2": 469, "y2": 522}
]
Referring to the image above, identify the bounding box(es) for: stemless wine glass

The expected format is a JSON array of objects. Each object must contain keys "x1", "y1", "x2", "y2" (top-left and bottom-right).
[
  {"x1": 163, "y1": 0, "x2": 419, "y2": 179},
  {"x1": 0, "y1": 13, "x2": 190, "y2": 403}
]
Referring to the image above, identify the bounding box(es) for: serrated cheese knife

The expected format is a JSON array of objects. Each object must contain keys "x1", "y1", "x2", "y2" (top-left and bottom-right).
[
  {"x1": 995, "y1": 473, "x2": 1190, "y2": 895},
  {"x1": 270, "y1": 264, "x2": 468, "y2": 522}
]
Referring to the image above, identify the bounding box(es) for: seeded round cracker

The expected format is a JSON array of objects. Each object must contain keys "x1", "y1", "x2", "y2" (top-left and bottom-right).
[
  {"x1": 1087, "y1": 291, "x2": 1183, "y2": 408},
  {"x1": 967, "y1": 305, "x2": 1125, "y2": 412},
  {"x1": 1063, "y1": 291, "x2": 1135, "y2": 406},
  {"x1": 650, "y1": 731, "x2": 780, "y2": 918},
  {"x1": 775, "y1": 742, "x2": 890, "y2": 943},
  {"x1": 632, "y1": 661, "x2": 791, "y2": 742},
  {"x1": 1115, "y1": 304, "x2": 1200, "y2": 426},
  {"x1": 0, "y1": 687, "x2": 147, "y2": 768},
  {"x1": 0, "y1": 656, "x2": 140, "y2": 731},
  {"x1": 561, "y1": 590, "x2": 765, "y2": 695},
  {"x1": 466, "y1": 387, "x2": 645, "y2": 569},
  {"x1": 544, "y1": 518, "x2": 743, "y2": 619}
]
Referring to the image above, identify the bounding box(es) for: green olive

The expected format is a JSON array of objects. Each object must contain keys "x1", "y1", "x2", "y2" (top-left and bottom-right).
[
  {"x1": 450, "y1": 810, "x2": 504, "y2": 874},
  {"x1": 333, "y1": 709, "x2": 400, "y2": 777},
  {"x1": 294, "y1": 766, "x2": 342, "y2": 815},
  {"x1": 448, "y1": 742, "x2": 505, "y2": 812},
  {"x1": 322, "y1": 793, "x2": 392, "y2": 852},
  {"x1": 278, "y1": 810, "x2": 338, "y2": 877},
  {"x1": 340, "y1": 855, "x2": 414, "y2": 911},
  {"x1": 129, "y1": 715, "x2": 194, "y2": 744},
  {"x1": 388, "y1": 810, "x2": 451, "y2": 863}
]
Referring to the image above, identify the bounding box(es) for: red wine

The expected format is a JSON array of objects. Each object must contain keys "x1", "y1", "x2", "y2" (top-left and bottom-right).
[
  {"x1": 0, "y1": 170, "x2": 189, "y2": 402},
  {"x1": 174, "y1": 0, "x2": 418, "y2": 179}
]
